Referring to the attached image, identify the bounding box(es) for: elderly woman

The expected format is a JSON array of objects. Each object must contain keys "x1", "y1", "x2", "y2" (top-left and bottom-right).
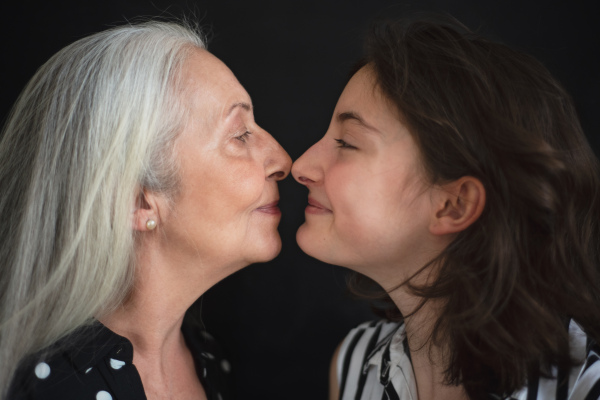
[
  {"x1": 292, "y1": 18, "x2": 600, "y2": 400},
  {"x1": 0, "y1": 21, "x2": 291, "y2": 399}
]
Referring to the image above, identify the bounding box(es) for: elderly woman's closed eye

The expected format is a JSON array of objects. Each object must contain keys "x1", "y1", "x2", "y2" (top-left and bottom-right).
[{"x1": 0, "y1": 21, "x2": 291, "y2": 400}]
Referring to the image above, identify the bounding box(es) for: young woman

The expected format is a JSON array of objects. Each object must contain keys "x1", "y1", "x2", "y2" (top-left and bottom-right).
[
  {"x1": 0, "y1": 21, "x2": 291, "y2": 399},
  {"x1": 292, "y1": 18, "x2": 600, "y2": 400}
]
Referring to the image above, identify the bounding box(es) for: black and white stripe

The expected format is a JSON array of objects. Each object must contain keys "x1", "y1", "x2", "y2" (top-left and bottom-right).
[{"x1": 337, "y1": 320, "x2": 600, "y2": 400}]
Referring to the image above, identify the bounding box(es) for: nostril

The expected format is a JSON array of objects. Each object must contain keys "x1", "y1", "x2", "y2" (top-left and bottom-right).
[
  {"x1": 297, "y1": 176, "x2": 310, "y2": 183},
  {"x1": 269, "y1": 171, "x2": 285, "y2": 179}
]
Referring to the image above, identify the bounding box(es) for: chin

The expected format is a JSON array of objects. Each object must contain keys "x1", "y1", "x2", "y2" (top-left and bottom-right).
[
  {"x1": 248, "y1": 235, "x2": 282, "y2": 264},
  {"x1": 296, "y1": 224, "x2": 330, "y2": 263},
  {"x1": 296, "y1": 224, "x2": 362, "y2": 270},
  {"x1": 296, "y1": 224, "x2": 311, "y2": 253}
]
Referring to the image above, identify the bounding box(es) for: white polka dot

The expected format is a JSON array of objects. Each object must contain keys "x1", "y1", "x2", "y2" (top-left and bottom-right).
[
  {"x1": 109, "y1": 358, "x2": 125, "y2": 370},
  {"x1": 200, "y1": 331, "x2": 214, "y2": 340},
  {"x1": 85, "y1": 367, "x2": 93, "y2": 374},
  {"x1": 221, "y1": 359, "x2": 231, "y2": 373},
  {"x1": 203, "y1": 368, "x2": 207, "y2": 378},
  {"x1": 96, "y1": 390, "x2": 112, "y2": 400},
  {"x1": 201, "y1": 352, "x2": 215, "y2": 360},
  {"x1": 217, "y1": 393, "x2": 223, "y2": 400},
  {"x1": 34, "y1": 362, "x2": 50, "y2": 379}
]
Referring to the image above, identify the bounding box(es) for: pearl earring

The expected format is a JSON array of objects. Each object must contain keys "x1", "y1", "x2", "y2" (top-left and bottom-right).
[{"x1": 146, "y1": 219, "x2": 157, "y2": 230}]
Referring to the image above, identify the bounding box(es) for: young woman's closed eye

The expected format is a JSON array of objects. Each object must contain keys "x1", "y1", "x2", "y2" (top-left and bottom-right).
[{"x1": 293, "y1": 17, "x2": 600, "y2": 400}]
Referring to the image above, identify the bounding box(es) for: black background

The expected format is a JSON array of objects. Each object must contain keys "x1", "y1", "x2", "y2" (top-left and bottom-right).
[{"x1": 1, "y1": 1, "x2": 598, "y2": 399}]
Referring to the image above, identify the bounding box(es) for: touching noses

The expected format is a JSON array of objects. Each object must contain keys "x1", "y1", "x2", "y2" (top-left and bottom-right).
[
  {"x1": 292, "y1": 140, "x2": 323, "y2": 186},
  {"x1": 265, "y1": 133, "x2": 292, "y2": 181}
]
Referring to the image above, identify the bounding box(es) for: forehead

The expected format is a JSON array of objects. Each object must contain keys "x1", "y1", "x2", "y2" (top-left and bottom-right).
[
  {"x1": 181, "y1": 49, "x2": 250, "y2": 116},
  {"x1": 336, "y1": 67, "x2": 401, "y2": 124},
  {"x1": 336, "y1": 67, "x2": 407, "y2": 138}
]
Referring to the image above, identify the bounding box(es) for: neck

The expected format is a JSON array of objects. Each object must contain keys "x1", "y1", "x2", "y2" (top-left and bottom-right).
[
  {"x1": 100, "y1": 289, "x2": 188, "y2": 361},
  {"x1": 100, "y1": 239, "x2": 213, "y2": 361},
  {"x1": 388, "y1": 287, "x2": 467, "y2": 400},
  {"x1": 100, "y1": 239, "x2": 213, "y2": 399}
]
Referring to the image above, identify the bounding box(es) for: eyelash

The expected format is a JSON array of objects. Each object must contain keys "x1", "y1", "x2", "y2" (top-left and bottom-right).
[
  {"x1": 235, "y1": 131, "x2": 252, "y2": 143},
  {"x1": 334, "y1": 138, "x2": 356, "y2": 149}
]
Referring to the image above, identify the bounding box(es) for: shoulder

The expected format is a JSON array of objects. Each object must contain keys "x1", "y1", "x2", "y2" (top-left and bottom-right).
[
  {"x1": 8, "y1": 322, "x2": 145, "y2": 400},
  {"x1": 9, "y1": 355, "x2": 99, "y2": 400},
  {"x1": 336, "y1": 320, "x2": 403, "y2": 387},
  {"x1": 338, "y1": 320, "x2": 403, "y2": 363},
  {"x1": 566, "y1": 324, "x2": 600, "y2": 400},
  {"x1": 512, "y1": 320, "x2": 600, "y2": 400},
  {"x1": 182, "y1": 322, "x2": 233, "y2": 400}
]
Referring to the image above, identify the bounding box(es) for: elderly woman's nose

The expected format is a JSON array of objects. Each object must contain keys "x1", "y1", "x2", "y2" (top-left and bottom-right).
[{"x1": 265, "y1": 134, "x2": 292, "y2": 181}]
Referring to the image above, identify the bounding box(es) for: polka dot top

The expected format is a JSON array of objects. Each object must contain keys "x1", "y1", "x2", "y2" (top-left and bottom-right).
[{"x1": 8, "y1": 321, "x2": 232, "y2": 400}]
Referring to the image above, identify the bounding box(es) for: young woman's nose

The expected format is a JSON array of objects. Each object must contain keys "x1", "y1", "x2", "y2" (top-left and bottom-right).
[{"x1": 291, "y1": 139, "x2": 325, "y2": 186}]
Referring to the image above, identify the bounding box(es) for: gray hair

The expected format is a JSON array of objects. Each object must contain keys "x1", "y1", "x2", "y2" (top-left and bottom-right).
[{"x1": 0, "y1": 21, "x2": 205, "y2": 395}]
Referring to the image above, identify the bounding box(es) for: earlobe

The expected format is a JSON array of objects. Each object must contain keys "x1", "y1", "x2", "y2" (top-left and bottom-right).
[
  {"x1": 132, "y1": 189, "x2": 161, "y2": 232},
  {"x1": 145, "y1": 219, "x2": 157, "y2": 230},
  {"x1": 429, "y1": 177, "x2": 486, "y2": 236}
]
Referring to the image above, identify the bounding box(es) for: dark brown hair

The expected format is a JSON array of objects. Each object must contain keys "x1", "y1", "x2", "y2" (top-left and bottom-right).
[{"x1": 353, "y1": 17, "x2": 600, "y2": 398}]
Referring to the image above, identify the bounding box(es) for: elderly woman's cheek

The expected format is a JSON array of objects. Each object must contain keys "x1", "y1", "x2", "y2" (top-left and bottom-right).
[{"x1": 226, "y1": 165, "x2": 266, "y2": 210}]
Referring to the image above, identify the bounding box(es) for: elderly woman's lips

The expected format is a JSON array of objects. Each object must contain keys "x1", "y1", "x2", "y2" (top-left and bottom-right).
[
  {"x1": 255, "y1": 201, "x2": 281, "y2": 215},
  {"x1": 306, "y1": 197, "x2": 332, "y2": 214}
]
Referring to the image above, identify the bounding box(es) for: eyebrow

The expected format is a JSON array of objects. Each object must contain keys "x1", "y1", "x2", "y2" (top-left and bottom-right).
[
  {"x1": 227, "y1": 101, "x2": 253, "y2": 116},
  {"x1": 337, "y1": 111, "x2": 381, "y2": 134}
]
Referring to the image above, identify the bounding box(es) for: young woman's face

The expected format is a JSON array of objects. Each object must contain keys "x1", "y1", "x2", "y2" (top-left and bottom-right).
[{"x1": 292, "y1": 67, "x2": 441, "y2": 285}]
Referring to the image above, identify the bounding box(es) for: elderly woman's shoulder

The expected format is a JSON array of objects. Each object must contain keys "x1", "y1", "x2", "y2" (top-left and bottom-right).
[
  {"x1": 8, "y1": 354, "x2": 120, "y2": 400},
  {"x1": 180, "y1": 322, "x2": 234, "y2": 400},
  {"x1": 8, "y1": 321, "x2": 232, "y2": 400},
  {"x1": 8, "y1": 322, "x2": 145, "y2": 400}
]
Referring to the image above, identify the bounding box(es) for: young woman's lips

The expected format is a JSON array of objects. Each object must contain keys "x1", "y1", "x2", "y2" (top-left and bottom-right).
[
  {"x1": 255, "y1": 200, "x2": 281, "y2": 215},
  {"x1": 306, "y1": 197, "x2": 332, "y2": 215}
]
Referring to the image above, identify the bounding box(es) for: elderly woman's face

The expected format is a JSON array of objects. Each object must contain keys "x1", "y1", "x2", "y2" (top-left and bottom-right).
[
  {"x1": 292, "y1": 67, "x2": 439, "y2": 284},
  {"x1": 161, "y1": 50, "x2": 291, "y2": 277}
]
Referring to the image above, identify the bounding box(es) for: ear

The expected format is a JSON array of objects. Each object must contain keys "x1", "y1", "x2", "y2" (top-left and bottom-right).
[
  {"x1": 132, "y1": 189, "x2": 162, "y2": 232},
  {"x1": 429, "y1": 176, "x2": 486, "y2": 236}
]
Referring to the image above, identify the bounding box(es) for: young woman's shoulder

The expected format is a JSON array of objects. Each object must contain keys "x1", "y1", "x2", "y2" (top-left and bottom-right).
[
  {"x1": 514, "y1": 320, "x2": 600, "y2": 400},
  {"x1": 337, "y1": 319, "x2": 402, "y2": 370},
  {"x1": 573, "y1": 335, "x2": 600, "y2": 399},
  {"x1": 333, "y1": 319, "x2": 600, "y2": 400},
  {"x1": 333, "y1": 319, "x2": 407, "y2": 400}
]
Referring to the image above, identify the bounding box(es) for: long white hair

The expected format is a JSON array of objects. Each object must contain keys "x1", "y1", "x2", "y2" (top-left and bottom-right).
[{"x1": 0, "y1": 21, "x2": 205, "y2": 395}]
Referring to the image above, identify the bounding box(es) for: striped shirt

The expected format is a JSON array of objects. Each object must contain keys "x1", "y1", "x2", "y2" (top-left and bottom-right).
[{"x1": 337, "y1": 320, "x2": 600, "y2": 400}]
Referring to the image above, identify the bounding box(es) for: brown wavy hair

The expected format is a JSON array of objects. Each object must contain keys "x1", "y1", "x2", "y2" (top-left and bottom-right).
[{"x1": 351, "y1": 17, "x2": 600, "y2": 398}]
